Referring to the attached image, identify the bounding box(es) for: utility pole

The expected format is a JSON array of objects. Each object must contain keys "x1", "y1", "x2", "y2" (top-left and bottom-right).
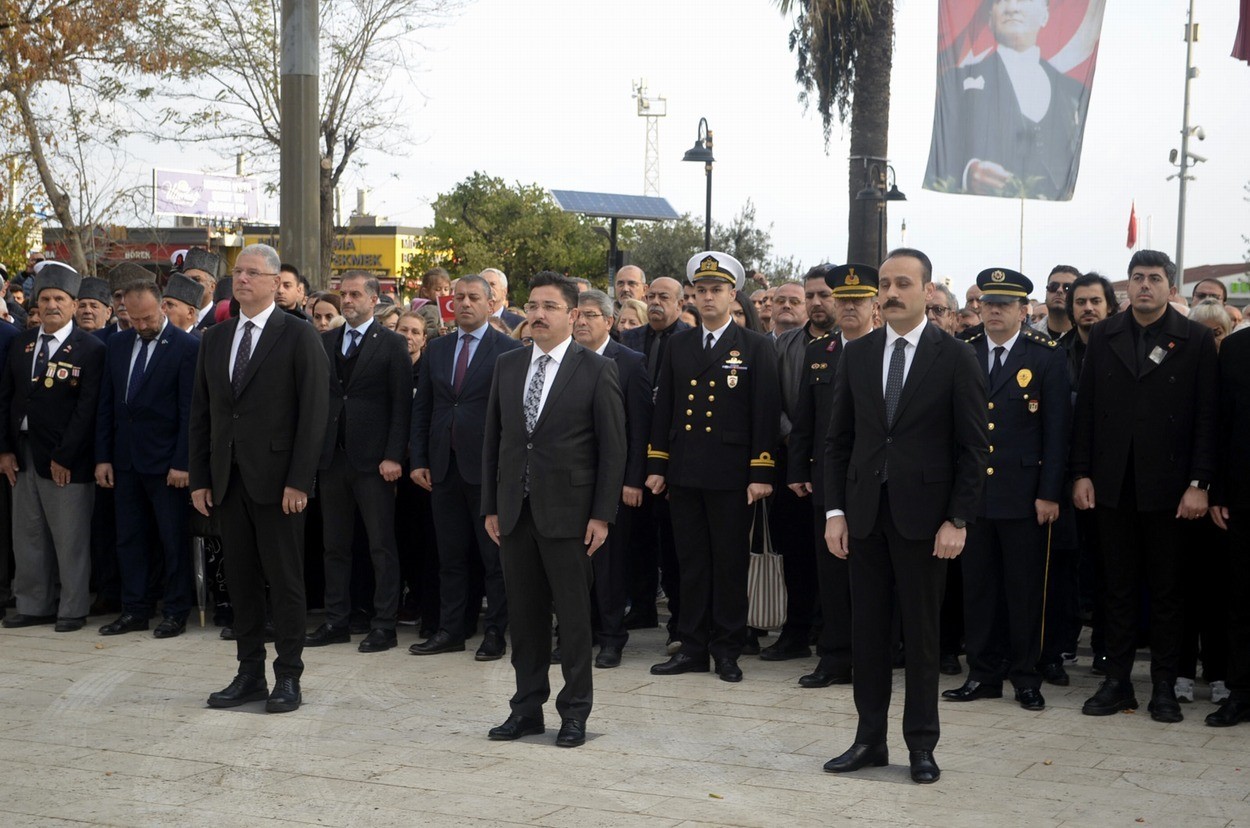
[
  {"x1": 279, "y1": 0, "x2": 320, "y2": 283},
  {"x1": 1174, "y1": 0, "x2": 1199, "y2": 280},
  {"x1": 633, "y1": 80, "x2": 666, "y2": 196}
]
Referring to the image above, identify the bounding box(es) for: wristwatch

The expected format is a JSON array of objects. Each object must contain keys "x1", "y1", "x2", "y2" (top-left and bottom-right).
[
  {"x1": 950, "y1": 518, "x2": 967, "y2": 529},
  {"x1": 1190, "y1": 479, "x2": 1210, "y2": 492}
]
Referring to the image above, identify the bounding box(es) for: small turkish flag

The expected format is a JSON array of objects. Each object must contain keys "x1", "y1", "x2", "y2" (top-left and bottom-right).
[
  {"x1": 438, "y1": 295, "x2": 456, "y2": 322},
  {"x1": 1126, "y1": 202, "x2": 1138, "y2": 249}
]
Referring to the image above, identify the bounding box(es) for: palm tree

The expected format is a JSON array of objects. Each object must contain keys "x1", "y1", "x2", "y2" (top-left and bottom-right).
[{"x1": 776, "y1": 0, "x2": 895, "y2": 266}]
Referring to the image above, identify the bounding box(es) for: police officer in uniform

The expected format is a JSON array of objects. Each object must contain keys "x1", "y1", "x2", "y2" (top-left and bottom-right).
[
  {"x1": 646, "y1": 252, "x2": 780, "y2": 683},
  {"x1": 943, "y1": 268, "x2": 1069, "y2": 711}
]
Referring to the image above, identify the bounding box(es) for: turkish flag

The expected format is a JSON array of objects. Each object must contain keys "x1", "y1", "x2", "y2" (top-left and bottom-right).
[
  {"x1": 1235, "y1": 0, "x2": 1250, "y2": 63},
  {"x1": 438, "y1": 295, "x2": 456, "y2": 322},
  {"x1": 1126, "y1": 202, "x2": 1138, "y2": 249}
]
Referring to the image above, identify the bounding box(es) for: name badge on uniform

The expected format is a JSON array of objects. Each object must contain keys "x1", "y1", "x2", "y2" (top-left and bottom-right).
[{"x1": 1148, "y1": 346, "x2": 1167, "y2": 365}]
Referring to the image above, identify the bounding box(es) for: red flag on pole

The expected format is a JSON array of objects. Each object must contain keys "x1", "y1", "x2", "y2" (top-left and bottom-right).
[{"x1": 1126, "y1": 201, "x2": 1138, "y2": 249}]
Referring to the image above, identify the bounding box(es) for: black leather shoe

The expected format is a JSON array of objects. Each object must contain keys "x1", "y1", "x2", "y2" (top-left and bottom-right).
[
  {"x1": 488, "y1": 714, "x2": 545, "y2": 741},
  {"x1": 304, "y1": 622, "x2": 351, "y2": 647},
  {"x1": 1040, "y1": 662, "x2": 1070, "y2": 686},
  {"x1": 909, "y1": 750, "x2": 941, "y2": 784},
  {"x1": 622, "y1": 608, "x2": 658, "y2": 630},
  {"x1": 595, "y1": 646, "x2": 622, "y2": 669},
  {"x1": 207, "y1": 674, "x2": 269, "y2": 708},
  {"x1": 741, "y1": 630, "x2": 761, "y2": 656},
  {"x1": 823, "y1": 743, "x2": 888, "y2": 773},
  {"x1": 555, "y1": 718, "x2": 586, "y2": 748},
  {"x1": 476, "y1": 629, "x2": 506, "y2": 661},
  {"x1": 409, "y1": 630, "x2": 465, "y2": 655},
  {"x1": 940, "y1": 654, "x2": 963, "y2": 675},
  {"x1": 715, "y1": 658, "x2": 743, "y2": 683},
  {"x1": 799, "y1": 668, "x2": 852, "y2": 688},
  {"x1": 2, "y1": 613, "x2": 55, "y2": 628},
  {"x1": 942, "y1": 679, "x2": 1003, "y2": 701},
  {"x1": 1147, "y1": 680, "x2": 1183, "y2": 723},
  {"x1": 99, "y1": 612, "x2": 149, "y2": 636},
  {"x1": 759, "y1": 637, "x2": 812, "y2": 662},
  {"x1": 650, "y1": 653, "x2": 710, "y2": 675},
  {"x1": 266, "y1": 676, "x2": 301, "y2": 713},
  {"x1": 54, "y1": 617, "x2": 86, "y2": 632},
  {"x1": 153, "y1": 617, "x2": 186, "y2": 639},
  {"x1": 1081, "y1": 678, "x2": 1138, "y2": 716},
  {"x1": 358, "y1": 628, "x2": 397, "y2": 652},
  {"x1": 1205, "y1": 698, "x2": 1250, "y2": 727},
  {"x1": 1015, "y1": 687, "x2": 1046, "y2": 710}
]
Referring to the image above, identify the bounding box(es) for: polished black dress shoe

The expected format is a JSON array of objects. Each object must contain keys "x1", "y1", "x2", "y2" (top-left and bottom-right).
[
  {"x1": 799, "y1": 668, "x2": 852, "y2": 688},
  {"x1": 488, "y1": 714, "x2": 545, "y2": 741},
  {"x1": 1205, "y1": 698, "x2": 1250, "y2": 727},
  {"x1": 555, "y1": 718, "x2": 586, "y2": 747},
  {"x1": 408, "y1": 630, "x2": 465, "y2": 655},
  {"x1": 1147, "y1": 680, "x2": 1183, "y2": 723},
  {"x1": 823, "y1": 743, "x2": 888, "y2": 773},
  {"x1": 942, "y1": 679, "x2": 1002, "y2": 701},
  {"x1": 595, "y1": 646, "x2": 622, "y2": 669},
  {"x1": 475, "y1": 629, "x2": 506, "y2": 661},
  {"x1": 759, "y1": 637, "x2": 812, "y2": 662},
  {"x1": 304, "y1": 622, "x2": 351, "y2": 647},
  {"x1": 358, "y1": 628, "x2": 397, "y2": 652},
  {"x1": 153, "y1": 617, "x2": 186, "y2": 639},
  {"x1": 1015, "y1": 687, "x2": 1046, "y2": 710},
  {"x1": 266, "y1": 676, "x2": 301, "y2": 713},
  {"x1": 54, "y1": 617, "x2": 86, "y2": 632},
  {"x1": 207, "y1": 674, "x2": 269, "y2": 708},
  {"x1": 909, "y1": 750, "x2": 941, "y2": 784},
  {"x1": 715, "y1": 658, "x2": 743, "y2": 683},
  {"x1": 2, "y1": 613, "x2": 55, "y2": 628},
  {"x1": 1040, "y1": 662, "x2": 1070, "y2": 686},
  {"x1": 939, "y1": 654, "x2": 963, "y2": 675},
  {"x1": 1081, "y1": 678, "x2": 1138, "y2": 716},
  {"x1": 650, "y1": 653, "x2": 709, "y2": 675},
  {"x1": 99, "y1": 613, "x2": 150, "y2": 636}
]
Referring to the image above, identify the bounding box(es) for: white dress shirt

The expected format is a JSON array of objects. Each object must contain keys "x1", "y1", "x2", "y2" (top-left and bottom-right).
[
  {"x1": 341, "y1": 316, "x2": 374, "y2": 356},
  {"x1": 523, "y1": 336, "x2": 573, "y2": 421},
  {"x1": 452, "y1": 320, "x2": 491, "y2": 372},
  {"x1": 701, "y1": 318, "x2": 732, "y2": 351},
  {"x1": 998, "y1": 45, "x2": 1053, "y2": 124},
  {"x1": 229, "y1": 302, "x2": 278, "y2": 381},
  {"x1": 128, "y1": 319, "x2": 169, "y2": 386},
  {"x1": 196, "y1": 302, "x2": 213, "y2": 326},
  {"x1": 985, "y1": 329, "x2": 1021, "y2": 374}
]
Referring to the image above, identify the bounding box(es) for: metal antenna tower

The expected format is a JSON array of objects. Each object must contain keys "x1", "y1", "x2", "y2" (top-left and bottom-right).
[{"x1": 633, "y1": 79, "x2": 666, "y2": 196}]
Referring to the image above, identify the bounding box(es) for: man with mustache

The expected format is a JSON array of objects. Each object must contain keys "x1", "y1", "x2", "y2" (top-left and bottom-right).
[{"x1": 769, "y1": 282, "x2": 808, "y2": 337}]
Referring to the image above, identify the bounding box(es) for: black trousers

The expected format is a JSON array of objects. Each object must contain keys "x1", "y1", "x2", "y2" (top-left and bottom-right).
[
  {"x1": 89, "y1": 486, "x2": 120, "y2": 603},
  {"x1": 219, "y1": 467, "x2": 306, "y2": 679},
  {"x1": 430, "y1": 454, "x2": 506, "y2": 639},
  {"x1": 811, "y1": 500, "x2": 852, "y2": 674},
  {"x1": 1224, "y1": 511, "x2": 1250, "y2": 700},
  {"x1": 771, "y1": 450, "x2": 817, "y2": 641},
  {"x1": 668, "y1": 486, "x2": 752, "y2": 661},
  {"x1": 501, "y1": 500, "x2": 594, "y2": 723},
  {"x1": 114, "y1": 469, "x2": 193, "y2": 620},
  {"x1": 850, "y1": 488, "x2": 947, "y2": 752},
  {"x1": 1039, "y1": 504, "x2": 1081, "y2": 665},
  {"x1": 320, "y1": 451, "x2": 401, "y2": 630},
  {"x1": 940, "y1": 559, "x2": 964, "y2": 658},
  {"x1": 1178, "y1": 516, "x2": 1230, "y2": 680},
  {"x1": 396, "y1": 472, "x2": 440, "y2": 627},
  {"x1": 592, "y1": 501, "x2": 631, "y2": 650},
  {"x1": 1075, "y1": 506, "x2": 1106, "y2": 654},
  {"x1": 628, "y1": 489, "x2": 680, "y2": 635},
  {"x1": 962, "y1": 516, "x2": 1045, "y2": 690}
]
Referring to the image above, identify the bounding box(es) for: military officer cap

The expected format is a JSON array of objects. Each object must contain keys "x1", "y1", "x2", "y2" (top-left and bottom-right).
[
  {"x1": 686, "y1": 250, "x2": 745, "y2": 291},
  {"x1": 976, "y1": 267, "x2": 1032, "y2": 303},
  {"x1": 183, "y1": 248, "x2": 221, "y2": 279},
  {"x1": 107, "y1": 262, "x2": 157, "y2": 292},
  {"x1": 77, "y1": 277, "x2": 112, "y2": 305},
  {"x1": 825, "y1": 263, "x2": 879, "y2": 298},
  {"x1": 164, "y1": 272, "x2": 206, "y2": 310},
  {"x1": 33, "y1": 262, "x2": 83, "y2": 299}
]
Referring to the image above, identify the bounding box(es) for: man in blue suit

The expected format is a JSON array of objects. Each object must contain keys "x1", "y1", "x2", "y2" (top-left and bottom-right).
[
  {"x1": 94, "y1": 280, "x2": 199, "y2": 638},
  {"x1": 409, "y1": 273, "x2": 523, "y2": 659}
]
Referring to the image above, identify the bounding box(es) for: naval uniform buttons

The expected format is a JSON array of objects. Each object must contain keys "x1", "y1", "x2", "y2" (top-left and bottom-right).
[
  {"x1": 988, "y1": 423, "x2": 995, "y2": 431},
  {"x1": 989, "y1": 445, "x2": 995, "y2": 453},
  {"x1": 987, "y1": 467, "x2": 995, "y2": 475},
  {"x1": 709, "y1": 381, "x2": 716, "y2": 388},
  {"x1": 706, "y1": 411, "x2": 712, "y2": 417},
  {"x1": 685, "y1": 424, "x2": 692, "y2": 431},
  {"x1": 988, "y1": 402, "x2": 995, "y2": 410},
  {"x1": 690, "y1": 380, "x2": 698, "y2": 386},
  {"x1": 688, "y1": 394, "x2": 695, "y2": 401},
  {"x1": 685, "y1": 409, "x2": 692, "y2": 416},
  {"x1": 705, "y1": 426, "x2": 712, "y2": 433},
  {"x1": 708, "y1": 395, "x2": 715, "y2": 402}
]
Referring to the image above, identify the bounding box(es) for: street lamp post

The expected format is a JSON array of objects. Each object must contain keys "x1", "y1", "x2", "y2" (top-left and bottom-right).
[
  {"x1": 683, "y1": 118, "x2": 715, "y2": 250},
  {"x1": 855, "y1": 161, "x2": 907, "y2": 265}
]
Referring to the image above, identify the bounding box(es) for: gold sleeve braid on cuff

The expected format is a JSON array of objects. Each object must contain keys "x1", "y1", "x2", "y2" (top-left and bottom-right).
[{"x1": 749, "y1": 452, "x2": 774, "y2": 468}]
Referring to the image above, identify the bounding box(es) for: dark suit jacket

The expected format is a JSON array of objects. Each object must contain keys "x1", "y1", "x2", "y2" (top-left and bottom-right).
[
  {"x1": 481, "y1": 341, "x2": 626, "y2": 538},
  {"x1": 410, "y1": 325, "x2": 522, "y2": 486},
  {"x1": 188, "y1": 307, "x2": 329, "y2": 505},
  {"x1": 1215, "y1": 329, "x2": 1250, "y2": 510},
  {"x1": 96, "y1": 323, "x2": 199, "y2": 475},
  {"x1": 620, "y1": 319, "x2": 692, "y2": 385},
  {"x1": 0, "y1": 325, "x2": 105, "y2": 482},
  {"x1": 788, "y1": 333, "x2": 845, "y2": 500},
  {"x1": 1070, "y1": 307, "x2": 1218, "y2": 512},
  {"x1": 498, "y1": 309, "x2": 524, "y2": 330},
  {"x1": 0, "y1": 320, "x2": 18, "y2": 367},
  {"x1": 601, "y1": 338, "x2": 651, "y2": 489},
  {"x1": 824, "y1": 322, "x2": 989, "y2": 540},
  {"x1": 319, "y1": 323, "x2": 412, "y2": 471}
]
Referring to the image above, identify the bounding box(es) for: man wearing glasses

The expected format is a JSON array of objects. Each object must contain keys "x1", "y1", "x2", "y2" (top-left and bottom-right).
[
  {"x1": 926, "y1": 284, "x2": 959, "y2": 335},
  {"x1": 1042, "y1": 265, "x2": 1080, "y2": 340},
  {"x1": 1192, "y1": 279, "x2": 1228, "y2": 307}
]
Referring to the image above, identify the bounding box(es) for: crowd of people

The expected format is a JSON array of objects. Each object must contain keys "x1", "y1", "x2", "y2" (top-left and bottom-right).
[{"x1": 0, "y1": 240, "x2": 1247, "y2": 776}]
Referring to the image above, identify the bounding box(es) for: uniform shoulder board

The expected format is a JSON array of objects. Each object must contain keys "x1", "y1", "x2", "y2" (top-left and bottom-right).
[
  {"x1": 1024, "y1": 329, "x2": 1059, "y2": 349},
  {"x1": 811, "y1": 331, "x2": 832, "y2": 342},
  {"x1": 965, "y1": 332, "x2": 984, "y2": 343}
]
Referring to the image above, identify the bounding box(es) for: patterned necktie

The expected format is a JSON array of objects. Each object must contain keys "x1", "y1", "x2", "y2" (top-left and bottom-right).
[
  {"x1": 345, "y1": 329, "x2": 361, "y2": 358},
  {"x1": 232, "y1": 321, "x2": 255, "y2": 397},
  {"x1": 32, "y1": 334, "x2": 54, "y2": 381},
  {"x1": 885, "y1": 337, "x2": 907, "y2": 426},
  {"x1": 524, "y1": 354, "x2": 552, "y2": 434},
  {"x1": 989, "y1": 345, "x2": 1005, "y2": 388},
  {"x1": 127, "y1": 338, "x2": 152, "y2": 403},
  {"x1": 453, "y1": 333, "x2": 473, "y2": 394}
]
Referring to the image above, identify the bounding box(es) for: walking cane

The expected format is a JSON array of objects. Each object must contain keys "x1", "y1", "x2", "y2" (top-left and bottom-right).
[{"x1": 1039, "y1": 521, "x2": 1053, "y2": 651}]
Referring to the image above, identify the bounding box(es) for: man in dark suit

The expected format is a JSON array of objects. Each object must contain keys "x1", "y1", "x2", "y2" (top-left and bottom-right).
[
  {"x1": 190, "y1": 243, "x2": 328, "y2": 714},
  {"x1": 646, "y1": 252, "x2": 781, "y2": 683},
  {"x1": 787, "y1": 264, "x2": 878, "y2": 688},
  {"x1": 482, "y1": 272, "x2": 626, "y2": 748},
  {"x1": 306, "y1": 271, "x2": 412, "y2": 653},
  {"x1": 1072, "y1": 249, "x2": 1218, "y2": 723},
  {"x1": 0, "y1": 264, "x2": 106, "y2": 632},
  {"x1": 409, "y1": 273, "x2": 522, "y2": 659},
  {"x1": 94, "y1": 280, "x2": 199, "y2": 638},
  {"x1": 944, "y1": 268, "x2": 1069, "y2": 712},
  {"x1": 822, "y1": 248, "x2": 988, "y2": 784},
  {"x1": 481, "y1": 268, "x2": 524, "y2": 329},
  {"x1": 573, "y1": 289, "x2": 651, "y2": 668}
]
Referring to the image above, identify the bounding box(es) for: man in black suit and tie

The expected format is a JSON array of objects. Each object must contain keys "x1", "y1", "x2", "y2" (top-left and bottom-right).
[
  {"x1": 305, "y1": 271, "x2": 412, "y2": 653},
  {"x1": 410, "y1": 274, "x2": 522, "y2": 659},
  {"x1": 573, "y1": 289, "x2": 651, "y2": 668},
  {"x1": 482, "y1": 272, "x2": 626, "y2": 748},
  {"x1": 94, "y1": 281, "x2": 199, "y2": 639},
  {"x1": 1072, "y1": 249, "x2": 1218, "y2": 723},
  {"x1": 822, "y1": 248, "x2": 988, "y2": 784},
  {"x1": 190, "y1": 243, "x2": 328, "y2": 714}
]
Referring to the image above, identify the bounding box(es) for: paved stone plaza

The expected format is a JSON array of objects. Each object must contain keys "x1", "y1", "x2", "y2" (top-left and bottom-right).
[{"x1": 1, "y1": 619, "x2": 1247, "y2": 827}]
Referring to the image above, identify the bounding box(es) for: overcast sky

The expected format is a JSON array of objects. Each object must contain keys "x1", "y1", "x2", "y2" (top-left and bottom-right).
[{"x1": 139, "y1": 0, "x2": 1249, "y2": 297}]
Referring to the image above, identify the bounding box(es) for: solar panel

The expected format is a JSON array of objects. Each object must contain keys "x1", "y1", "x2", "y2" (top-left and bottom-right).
[{"x1": 550, "y1": 190, "x2": 680, "y2": 222}]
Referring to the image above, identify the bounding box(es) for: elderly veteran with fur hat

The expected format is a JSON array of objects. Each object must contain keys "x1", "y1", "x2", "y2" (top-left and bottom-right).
[
  {"x1": 75, "y1": 277, "x2": 114, "y2": 334},
  {"x1": 0, "y1": 263, "x2": 106, "y2": 632},
  {"x1": 182, "y1": 249, "x2": 221, "y2": 330},
  {"x1": 161, "y1": 273, "x2": 207, "y2": 334}
]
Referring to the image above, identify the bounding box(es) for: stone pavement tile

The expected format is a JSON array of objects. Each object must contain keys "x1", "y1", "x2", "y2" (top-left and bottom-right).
[
  {"x1": 51, "y1": 794, "x2": 332, "y2": 827},
  {"x1": 636, "y1": 789, "x2": 847, "y2": 828},
  {"x1": 1016, "y1": 761, "x2": 1125, "y2": 786},
  {"x1": 533, "y1": 805, "x2": 684, "y2": 828},
  {"x1": 1112, "y1": 771, "x2": 1250, "y2": 801},
  {"x1": 0, "y1": 737, "x2": 95, "y2": 766},
  {"x1": 62, "y1": 749, "x2": 222, "y2": 783},
  {"x1": 1080, "y1": 734, "x2": 1243, "y2": 764},
  {"x1": 0, "y1": 783, "x2": 91, "y2": 820},
  {"x1": 1054, "y1": 801, "x2": 1235, "y2": 827},
  {"x1": 840, "y1": 795, "x2": 1062, "y2": 828},
  {"x1": 1095, "y1": 754, "x2": 1211, "y2": 777},
  {"x1": 634, "y1": 679, "x2": 791, "y2": 710},
  {"x1": 343, "y1": 743, "x2": 506, "y2": 773},
  {"x1": 1197, "y1": 764, "x2": 1250, "y2": 785},
  {"x1": 594, "y1": 688, "x2": 704, "y2": 712}
]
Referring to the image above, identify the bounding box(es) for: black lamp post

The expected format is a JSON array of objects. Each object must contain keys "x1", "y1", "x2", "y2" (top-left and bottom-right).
[
  {"x1": 856, "y1": 162, "x2": 906, "y2": 265},
  {"x1": 682, "y1": 117, "x2": 715, "y2": 250}
]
